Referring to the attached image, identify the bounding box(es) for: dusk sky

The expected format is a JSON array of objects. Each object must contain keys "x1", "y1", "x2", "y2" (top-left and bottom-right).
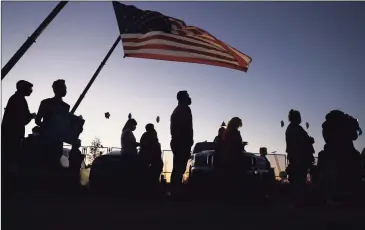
[{"x1": 2, "y1": 1, "x2": 365, "y2": 160}]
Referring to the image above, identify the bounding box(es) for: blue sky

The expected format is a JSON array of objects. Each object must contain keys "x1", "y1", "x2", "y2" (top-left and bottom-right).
[{"x1": 2, "y1": 1, "x2": 365, "y2": 158}]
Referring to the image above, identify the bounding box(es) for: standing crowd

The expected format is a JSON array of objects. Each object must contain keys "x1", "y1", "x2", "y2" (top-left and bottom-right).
[{"x1": 2, "y1": 80, "x2": 365, "y2": 205}]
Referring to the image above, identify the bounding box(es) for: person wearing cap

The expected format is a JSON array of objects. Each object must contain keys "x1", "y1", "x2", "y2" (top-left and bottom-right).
[
  {"x1": 2, "y1": 80, "x2": 36, "y2": 170},
  {"x1": 170, "y1": 90, "x2": 194, "y2": 188}
]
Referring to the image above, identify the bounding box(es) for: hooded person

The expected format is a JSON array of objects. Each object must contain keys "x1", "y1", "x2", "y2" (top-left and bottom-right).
[{"x1": 2, "y1": 80, "x2": 36, "y2": 170}]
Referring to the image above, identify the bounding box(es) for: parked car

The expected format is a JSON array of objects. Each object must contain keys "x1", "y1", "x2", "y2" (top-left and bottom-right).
[{"x1": 187, "y1": 141, "x2": 273, "y2": 184}]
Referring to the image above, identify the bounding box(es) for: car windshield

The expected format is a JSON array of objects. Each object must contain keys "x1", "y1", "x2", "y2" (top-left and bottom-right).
[
  {"x1": 194, "y1": 154, "x2": 207, "y2": 166},
  {"x1": 193, "y1": 142, "x2": 215, "y2": 153}
]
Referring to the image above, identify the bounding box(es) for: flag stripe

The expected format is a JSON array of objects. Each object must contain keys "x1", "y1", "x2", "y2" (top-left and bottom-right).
[
  {"x1": 125, "y1": 53, "x2": 247, "y2": 72},
  {"x1": 122, "y1": 32, "x2": 226, "y2": 53},
  {"x1": 124, "y1": 48, "x2": 240, "y2": 66},
  {"x1": 124, "y1": 44, "x2": 237, "y2": 63},
  {"x1": 123, "y1": 38, "x2": 237, "y2": 61},
  {"x1": 183, "y1": 26, "x2": 252, "y2": 64}
]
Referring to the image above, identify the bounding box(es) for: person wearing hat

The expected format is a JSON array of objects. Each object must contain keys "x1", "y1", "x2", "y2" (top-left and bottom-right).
[
  {"x1": 170, "y1": 90, "x2": 194, "y2": 188},
  {"x1": 2, "y1": 80, "x2": 36, "y2": 170}
]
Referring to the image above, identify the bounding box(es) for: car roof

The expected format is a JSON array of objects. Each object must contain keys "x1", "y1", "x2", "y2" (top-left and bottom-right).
[
  {"x1": 193, "y1": 142, "x2": 215, "y2": 153},
  {"x1": 103, "y1": 150, "x2": 122, "y2": 156}
]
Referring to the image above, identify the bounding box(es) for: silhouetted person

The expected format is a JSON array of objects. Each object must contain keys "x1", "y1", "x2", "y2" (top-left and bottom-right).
[
  {"x1": 361, "y1": 148, "x2": 365, "y2": 182},
  {"x1": 18, "y1": 126, "x2": 43, "y2": 193},
  {"x1": 121, "y1": 118, "x2": 139, "y2": 156},
  {"x1": 221, "y1": 117, "x2": 245, "y2": 198},
  {"x1": 35, "y1": 79, "x2": 69, "y2": 188},
  {"x1": 139, "y1": 123, "x2": 163, "y2": 185},
  {"x1": 120, "y1": 118, "x2": 140, "y2": 191},
  {"x1": 222, "y1": 117, "x2": 244, "y2": 170},
  {"x1": 213, "y1": 127, "x2": 225, "y2": 171},
  {"x1": 319, "y1": 110, "x2": 362, "y2": 205},
  {"x1": 170, "y1": 91, "x2": 194, "y2": 188},
  {"x1": 285, "y1": 109, "x2": 314, "y2": 189},
  {"x1": 259, "y1": 148, "x2": 272, "y2": 170},
  {"x1": 214, "y1": 127, "x2": 225, "y2": 144},
  {"x1": 260, "y1": 148, "x2": 275, "y2": 197},
  {"x1": 2, "y1": 80, "x2": 36, "y2": 172},
  {"x1": 20, "y1": 126, "x2": 42, "y2": 169},
  {"x1": 68, "y1": 139, "x2": 84, "y2": 191}
]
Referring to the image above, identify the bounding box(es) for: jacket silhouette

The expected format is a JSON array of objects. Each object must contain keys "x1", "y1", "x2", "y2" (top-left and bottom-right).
[
  {"x1": 170, "y1": 90, "x2": 194, "y2": 187},
  {"x1": 35, "y1": 79, "x2": 69, "y2": 173},
  {"x1": 285, "y1": 110, "x2": 314, "y2": 186},
  {"x1": 139, "y1": 124, "x2": 163, "y2": 185},
  {"x1": 2, "y1": 80, "x2": 35, "y2": 167}
]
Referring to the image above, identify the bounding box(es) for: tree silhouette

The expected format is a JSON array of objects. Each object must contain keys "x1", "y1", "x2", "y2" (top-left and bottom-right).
[{"x1": 86, "y1": 137, "x2": 104, "y2": 165}]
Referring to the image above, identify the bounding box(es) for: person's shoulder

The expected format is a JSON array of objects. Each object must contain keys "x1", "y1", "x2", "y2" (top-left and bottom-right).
[
  {"x1": 140, "y1": 132, "x2": 148, "y2": 139},
  {"x1": 40, "y1": 98, "x2": 53, "y2": 105},
  {"x1": 285, "y1": 123, "x2": 294, "y2": 133},
  {"x1": 177, "y1": 105, "x2": 191, "y2": 113},
  {"x1": 8, "y1": 93, "x2": 23, "y2": 102},
  {"x1": 61, "y1": 100, "x2": 70, "y2": 108},
  {"x1": 171, "y1": 106, "x2": 180, "y2": 117},
  {"x1": 122, "y1": 129, "x2": 132, "y2": 135}
]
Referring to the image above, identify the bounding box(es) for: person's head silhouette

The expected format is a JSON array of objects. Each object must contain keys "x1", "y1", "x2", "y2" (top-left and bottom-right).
[
  {"x1": 145, "y1": 123, "x2": 155, "y2": 132},
  {"x1": 227, "y1": 117, "x2": 242, "y2": 130},
  {"x1": 52, "y1": 79, "x2": 67, "y2": 98},
  {"x1": 123, "y1": 118, "x2": 137, "y2": 131},
  {"x1": 322, "y1": 110, "x2": 360, "y2": 143},
  {"x1": 72, "y1": 139, "x2": 82, "y2": 149},
  {"x1": 177, "y1": 90, "x2": 191, "y2": 106},
  {"x1": 288, "y1": 109, "x2": 301, "y2": 125},
  {"x1": 16, "y1": 80, "x2": 33, "y2": 96}
]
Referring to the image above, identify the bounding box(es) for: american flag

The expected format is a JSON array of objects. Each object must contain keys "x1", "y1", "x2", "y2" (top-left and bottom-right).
[{"x1": 112, "y1": 2, "x2": 252, "y2": 72}]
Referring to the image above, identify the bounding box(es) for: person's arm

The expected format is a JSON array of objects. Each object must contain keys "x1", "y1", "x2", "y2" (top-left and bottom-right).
[
  {"x1": 35, "y1": 101, "x2": 45, "y2": 127},
  {"x1": 237, "y1": 131, "x2": 244, "y2": 151},
  {"x1": 23, "y1": 99, "x2": 34, "y2": 126},
  {"x1": 139, "y1": 133, "x2": 148, "y2": 148},
  {"x1": 181, "y1": 107, "x2": 194, "y2": 146}
]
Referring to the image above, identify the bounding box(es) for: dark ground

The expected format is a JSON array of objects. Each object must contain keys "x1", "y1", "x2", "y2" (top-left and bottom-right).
[{"x1": 3, "y1": 197, "x2": 365, "y2": 230}]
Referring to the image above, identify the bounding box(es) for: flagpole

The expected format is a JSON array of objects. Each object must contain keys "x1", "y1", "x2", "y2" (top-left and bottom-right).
[
  {"x1": 70, "y1": 36, "x2": 121, "y2": 114},
  {"x1": 1, "y1": 1, "x2": 68, "y2": 80}
]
